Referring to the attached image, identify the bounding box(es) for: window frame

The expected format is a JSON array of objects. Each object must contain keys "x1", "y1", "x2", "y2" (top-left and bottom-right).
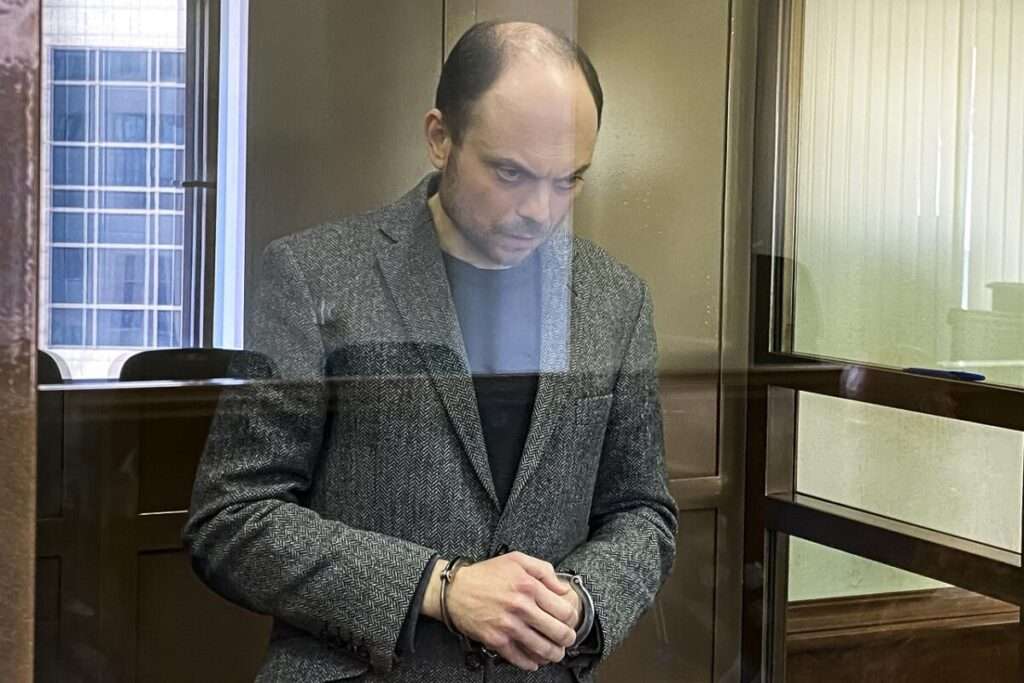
[
  {"x1": 182, "y1": 0, "x2": 221, "y2": 349},
  {"x1": 39, "y1": 0, "x2": 223, "y2": 377},
  {"x1": 741, "y1": 1, "x2": 1024, "y2": 680}
]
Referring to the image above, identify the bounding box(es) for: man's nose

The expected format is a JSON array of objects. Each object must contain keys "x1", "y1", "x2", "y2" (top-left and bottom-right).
[{"x1": 517, "y1": 183, "x2": 553, "y2": 228}]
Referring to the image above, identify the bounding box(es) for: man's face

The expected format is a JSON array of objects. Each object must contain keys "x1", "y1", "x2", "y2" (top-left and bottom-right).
[{"x1": 434, "y1": 59, "x2": 599, "y2": 268}]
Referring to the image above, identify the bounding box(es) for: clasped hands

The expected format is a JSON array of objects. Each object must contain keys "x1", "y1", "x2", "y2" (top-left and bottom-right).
[{"x1": 424, "y1": 551, "x2": 581, "y2": 672}]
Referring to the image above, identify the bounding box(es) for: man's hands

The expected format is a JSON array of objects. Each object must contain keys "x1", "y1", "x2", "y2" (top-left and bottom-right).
[{"x1": 423, "y1": 552, "x2": 579, "y2": 672}]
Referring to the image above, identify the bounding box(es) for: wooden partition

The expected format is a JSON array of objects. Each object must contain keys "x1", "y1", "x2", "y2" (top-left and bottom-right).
[
  {"x1": 787, "y1": 588, "x2": 1021, "y2": 682},
  {"x1": 35, "y1": 384, "x2": 271, "y2": 683},
  {"x1": 35, "y1": 378, "x2": 722, "y2": 682}
]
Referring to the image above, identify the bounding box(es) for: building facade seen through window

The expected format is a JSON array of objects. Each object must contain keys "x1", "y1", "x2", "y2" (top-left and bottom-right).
[{"x1": 45, "y1": 46, "x2": 186, "y2": 377}]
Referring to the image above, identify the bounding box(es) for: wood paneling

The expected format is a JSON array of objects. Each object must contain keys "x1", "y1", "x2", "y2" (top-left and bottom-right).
[
  {"x1": 40, "y1": 380, "x2": 731, "y2": 682},
  {"x1": 34, "y1": 558, "x2": 60, "y2": 683},
  {"x1": 37, "y1": 385, "x2": 272, "y2": 682},
  {"x1": 787, "y1": 588, "x2": 1024, "y2": 683},
  {"x1": 574, "y1": 0, "x2": 729, "y2": 376},
  {"x1": 136, "y1": 400, "x2": 217, "y2": 513},
  {"x1": 136, "y1": 551, "x2": 269, "y2": 683},
  {"x1": 474, "y1": 0, "x2": 577, "y2": 36},
  {"x1": 37, "y1": 390, "x2": 64, "y2": 519},
  {"x1": 244, "y1": 0, "x2": 443, "y2": 331},
  {"x1": 603, "y1": 510, "x2": 718, "y2": 683},
  {"x1": 662, "y1": 375, "x2": 719, "y2": 479}
]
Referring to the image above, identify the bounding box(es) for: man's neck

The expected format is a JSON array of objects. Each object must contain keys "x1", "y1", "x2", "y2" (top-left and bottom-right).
[{"x1": 427, "y1": 192, "x2": 511, "y2": 270}]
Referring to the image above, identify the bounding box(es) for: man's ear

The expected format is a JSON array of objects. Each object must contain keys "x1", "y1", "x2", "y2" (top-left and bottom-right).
[{"x1": 424, "y1": 108, "x2": 452, "y2": 171}]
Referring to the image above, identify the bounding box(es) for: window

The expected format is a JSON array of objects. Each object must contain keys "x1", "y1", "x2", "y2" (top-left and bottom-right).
[
  {"x1": 43, "y1": 46, "x2": 187, "y2": 369},
  {"x1": 53, "y1": 85, "x2": 87, "y2": 141},
  {"x1": 40, "y1": 1, "x2": 248, "y2": 379},
  {"x1": 101, "y1": 86, "x2": 148, "y2": 143},
  {"x1": 787, "y1": 0, "x2": 1024, "y2": 386},
  {"x1": 745, "y1": 1, "x2": 1024, "y2": 679}
]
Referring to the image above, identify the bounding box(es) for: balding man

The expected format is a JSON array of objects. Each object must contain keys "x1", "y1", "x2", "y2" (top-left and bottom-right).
[{"x1": 184, "y1": 21, "x2": 677, "y2": 682}]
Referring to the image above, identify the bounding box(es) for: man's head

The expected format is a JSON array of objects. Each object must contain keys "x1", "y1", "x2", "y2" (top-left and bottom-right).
[{"x1": 425, "y1": 21, "x2": 603, "y2": 268}]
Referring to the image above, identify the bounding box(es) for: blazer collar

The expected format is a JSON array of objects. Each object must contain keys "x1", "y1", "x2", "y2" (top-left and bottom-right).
[{"x1": 376, "y1": 172, "x2": 439, "y2": 244}]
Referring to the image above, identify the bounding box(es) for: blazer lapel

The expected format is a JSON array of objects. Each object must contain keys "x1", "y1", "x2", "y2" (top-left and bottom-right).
[
  {"x1": 375, "y1": 182, "x2": 500, "y2": 511},
  {"x1": 501, "y1": 231, "x2": 575, "y2": 515}
]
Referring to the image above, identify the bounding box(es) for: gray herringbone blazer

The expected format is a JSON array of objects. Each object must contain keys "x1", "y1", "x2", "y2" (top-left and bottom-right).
[{"x1": 183, "y1": 174, "x2": 678, "y2": 682}]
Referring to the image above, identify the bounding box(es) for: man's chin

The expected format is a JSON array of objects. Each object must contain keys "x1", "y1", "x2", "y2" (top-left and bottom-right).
[{"x1": 490, "y1": 244, "x2": 540, "y2": 267}]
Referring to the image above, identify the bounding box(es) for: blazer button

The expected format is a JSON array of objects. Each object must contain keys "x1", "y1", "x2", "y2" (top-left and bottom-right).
[{"x1": 465, "y1": 651, "x2": 483, "y2": 671}]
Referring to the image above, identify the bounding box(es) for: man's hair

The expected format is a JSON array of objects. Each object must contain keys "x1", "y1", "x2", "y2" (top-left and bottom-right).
[{"x1": 435, "y1": 20, "x2": 604, "y2": 144}]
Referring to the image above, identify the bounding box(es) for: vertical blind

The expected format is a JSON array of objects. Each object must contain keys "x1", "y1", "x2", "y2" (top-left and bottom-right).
[
  {"x1": 792, "y1": 0, "x2": 1024, "y2": 369},
  {"x1": 962, "y1": 0, "x2": 1024, "y2": 311}
]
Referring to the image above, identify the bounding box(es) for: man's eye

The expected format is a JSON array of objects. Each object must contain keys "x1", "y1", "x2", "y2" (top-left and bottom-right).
[
  {"x1": 496, "y1": 167, "x2": 521, "y2": 182},
  {"x1": 556, "y1": 176, "x2": 583, "y2": 191}
]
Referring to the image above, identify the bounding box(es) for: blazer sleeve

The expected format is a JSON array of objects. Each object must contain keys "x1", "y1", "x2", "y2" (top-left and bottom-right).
[
  {"x1": 557, "y1": 282, "x2": 679, "y2": 673},
  {"x1": 181, "y1": 240, "x2": 437, "y2": 675}
]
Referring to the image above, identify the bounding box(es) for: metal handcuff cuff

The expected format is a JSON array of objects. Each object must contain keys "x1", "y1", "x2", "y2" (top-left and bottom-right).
[{"x1": 439, "y1": 557, "x2": 595, "y2": 663}]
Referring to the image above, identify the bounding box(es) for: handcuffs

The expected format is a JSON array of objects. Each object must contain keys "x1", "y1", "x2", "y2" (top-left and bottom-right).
[{"x1": 439, "y1": 555, "x2": 595, "y2": 668}]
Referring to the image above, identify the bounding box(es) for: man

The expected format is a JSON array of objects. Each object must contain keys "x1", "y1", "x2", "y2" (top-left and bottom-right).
[{"x1": 184, "y1": 20, "x2": 677, "y2": 682}]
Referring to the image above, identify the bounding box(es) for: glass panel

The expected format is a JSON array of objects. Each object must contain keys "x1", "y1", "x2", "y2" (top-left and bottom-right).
[
  {"x1": 85, "y1": 247, "x2": 96, "y2": 302},
  {"x1": 96, "y1": 309, "x2": 145, "y2": 346},
  {"x1": 100, "y1": 191, "x2": 147, "y2": 209},
  {"x1": 158, "y1": 87, "x2": 184, "y2": 144},
  {"x1": 157, "y1": 150, "x2": 183, "y2": 187},
  {"x1": 52, "y1": 190, "x2": 86, "y2": 208},
  {"x1": 97, "y1": 214, "x2": 146, "y2": 244},
  {"x1": 97, "y1": 249, "x2": 146, "y2": 304},
  {"x1": 100, "y1": 86, "x2": 148, "y2": 143},
  {"x1": 51, "y1": 189, "x2": 86, "y2": 208},
  {"x1": 159, "y1": 51, "x2": 185, "y2": 84},
  {"x1": 787, "y1": 1, "x2": 1024, "y2": 387},
  {"x1": 786, "y1": 539, "x2": 1022, "y2": 680},
  {"x1": 157, "y1": 214, "x2": 184, "y2": 245},
  {"x1": 52, "y1": 85, "x2": 88, "y2": 141},
  {"x1": 157, "y1": 310, "x2": 182, "y2": 347},
  {"x1": 51, "y1": 247, "x2": 85, "y2": 304},
  {"x1": 101, "y1": 50, "x2": 148, "y2": 81},
  {"x1": 50, "y1": 309, "x2": 85, "y2": 347},
  {"x1": 797, "y1": 391, "x2": 1023, "y2": 553},
  {"x1": 52, "y1": 212, "x2": 86, "y2": 243},
  {"x1": 52, "y1": 146, "x2": 87, "y2": 186},
  {"x1": 100, "y1": 147, "x2": 148, "y2": 186},
  {"x1": 157, "y1": 250, "x2": 183, "y2": 306},
  {"x1": 53, "y1": 48, "x2": 88, "y2": 81}
]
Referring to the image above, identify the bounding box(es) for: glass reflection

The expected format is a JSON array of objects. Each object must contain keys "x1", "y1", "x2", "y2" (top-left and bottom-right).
[{"x1": 183, "y1": 19, "x2": 678, "y2": 682}]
